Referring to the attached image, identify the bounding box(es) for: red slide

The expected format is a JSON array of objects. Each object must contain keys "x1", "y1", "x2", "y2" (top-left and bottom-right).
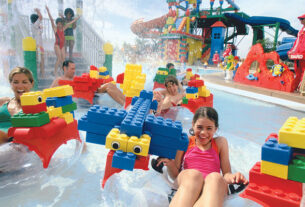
[{"x1": 130, "y1": 14, "x2": 168, "y2": 38}]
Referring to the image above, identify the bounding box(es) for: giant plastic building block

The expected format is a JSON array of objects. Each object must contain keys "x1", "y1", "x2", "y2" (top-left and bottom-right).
[
  {"x1": 279, "y1": 117, "x2": 305, "y2": 149},
  {"x1": 9, "y1": 119, "x2": 81, "y2": 168},
  {"x1": 240, "y1": 162, "x2": 302, "y2": 207},
  {"x1": 22, "y1": 102, "x2": 47, "y2": 114},
  {"x1": 20, "y1": 91, "x2": 46, "y2": 106},
  {"x1": 288, "y1": 155, "x2": 305, "y2": 183},
  {"x1": 78, "y1": 89, "x2": 189, "y2": 187},
  {"x1": 105, "y1": 128, "x2": 129, "y2": 151},
  {"x1": 261, "y1": 160, "x2": 288, "y2": 179},
  {"x1": 11, "y1": 112, "x2": 50, "y2": 127},
  {"x1": 46, "y1": 96, "x2": 73, "y2": 107},
  {"x1": 58, "y1": 65, "x2": 114, "y2": 104},
  {"x1": 43, "y1": 85, "x2": 73, "y2": 97},
  {"x1": 261, "y1": 137, "x2": 292, "y2": 165},
  {"x1": 8, "y1": 85, "x2": 81, "y2": 168},
  {"x1": 112, "y1": 150, "x2": 136, "y2": 171}
]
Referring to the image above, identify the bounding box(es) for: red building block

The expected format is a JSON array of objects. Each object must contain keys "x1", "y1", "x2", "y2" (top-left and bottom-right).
[
  {"x1": 101, "y1": 150, "x2": 149, "y2": 188},
  {"x1": 240, "y1": 162, "x2": 302, "y2": 207},
  {"x1": 116, "y1": 73, "x2": 124, "y2": 84},
  {"x1": 188, "y1": 79, "x2": 204, "y2": 87},
  {"x1": 181, "y1": 94, "x2": 213, "y2": 114},
  {"x1": 8, "y1": 118, "x2": 81, "y2": 168},
  {"x1": 22, "y1": 102, "x2": 47, "y2": 114}
]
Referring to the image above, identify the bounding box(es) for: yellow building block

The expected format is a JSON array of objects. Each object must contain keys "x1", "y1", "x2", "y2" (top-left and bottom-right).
[
  {"x1": 198, "y1": 86, "x2": 210, "y2": 97},
  {"x1": 43, "y1": 85, "x2": 73, "y2": 98},
  {"x1": 261, "y1": 160, "x2": 288, "y2": 179},
  {"x1": 186, "y1": 93, "x2": 198, "y2": 99},
  {"x1": 99, "y1": 67, "x2": 107, "y2": 72},
  {"x1": 20, "y1": 91, "x2": 46, "y2": 106},
  {"x1": 89, "y1": 70, "x2": 99, "y2": 79},
  {"x1": 22, "y1": 37, "x2": 36, "y2": 51},
  {"x1": 127, "y1": 134, "x2": 151, "y2": 156},
  {"x1": 186, "y1": 71, "x2": 193, "y2": 80},
  {"x1": 279, "y1": 117, "x2": 305, "y2": 149},
  {"x1": 60, "y1": 112, "x2": 74, "y2": 124},
  {"x1": 99, "y1": 75, "x2": 110, "y2": 79},
  {"x1": 47, "y1": 106, "x2": 63, "y2": 119},
  {"x1": 105, "y1": 128, "x2": 129, "y2": 152}
]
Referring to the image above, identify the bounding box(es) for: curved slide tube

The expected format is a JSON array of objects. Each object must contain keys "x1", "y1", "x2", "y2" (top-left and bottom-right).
[
  {"x1": 130, "y1": 15, "x2": 168, "y2": 38},
  {"x1": 224, "y1": 13, "x2": 298, "y2": 37}
]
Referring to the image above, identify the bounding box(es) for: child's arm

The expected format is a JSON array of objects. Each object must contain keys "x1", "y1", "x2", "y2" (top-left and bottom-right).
[
  {"x1": 35, "y1": 8, "x2": 42, "y2": 20},
  {"x1": 63, "y1": 16, "x2": 80, "y2": 31},
  {"x1": 217, "y1": 137, "x2": 248, "y2": 185},
  {"x1": 45, "y1": 6, "x2": 56, "y2": 33},
  {"x1": 157, "y1": 150, "x2": 184, "y2": 180}
]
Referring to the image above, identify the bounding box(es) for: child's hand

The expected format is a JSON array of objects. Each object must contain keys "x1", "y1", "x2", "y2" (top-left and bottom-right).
[
  {"x1": 157, "y1": 157, "x2": 175, "y2": 168},
  {"x1": 225, "y1": 172, "x2": 248, "y2": 185},
  {"x1": 153, "y1": 91, "x2": 163, "y2": 102}
]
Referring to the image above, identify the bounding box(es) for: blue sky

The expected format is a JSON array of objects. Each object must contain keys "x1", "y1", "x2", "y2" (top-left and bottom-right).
[{"x1": 18, "y1": 0, "x2": 305, "y2": 57}]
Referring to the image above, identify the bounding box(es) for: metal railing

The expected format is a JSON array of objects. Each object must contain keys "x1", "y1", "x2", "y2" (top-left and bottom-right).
[{"x1": 81, "y1": 18, "x2": 105, "y2": 67}]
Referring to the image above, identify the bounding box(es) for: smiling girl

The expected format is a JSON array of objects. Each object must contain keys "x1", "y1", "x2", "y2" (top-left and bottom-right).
[
  {"x1": 157, "y1": 107, "x2": 248, "y2": 207},
  {"x1": 0, "y1": 67, "x2": 34, "y2": 144}
]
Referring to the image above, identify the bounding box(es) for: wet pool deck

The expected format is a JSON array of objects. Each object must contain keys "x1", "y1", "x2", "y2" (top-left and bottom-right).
[{"x1": 198, "y1": 68, "x2": 305, "y2": 109}]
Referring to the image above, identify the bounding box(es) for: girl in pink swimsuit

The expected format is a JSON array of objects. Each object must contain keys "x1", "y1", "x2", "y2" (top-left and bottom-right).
[
  {"x1": 46, "y1": 6, "x2": 80, "y2": 77},
  {"x1": 157, "y1": 107, "x2": 248, "y2": 207}
]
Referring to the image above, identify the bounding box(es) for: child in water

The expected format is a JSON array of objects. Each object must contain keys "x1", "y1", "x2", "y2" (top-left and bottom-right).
[{"x1": 157, "y1": 107, "x2": 248, "y2": 207}]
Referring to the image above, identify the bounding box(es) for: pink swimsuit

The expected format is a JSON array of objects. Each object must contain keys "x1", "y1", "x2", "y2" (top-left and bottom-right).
[{"x1": 182, "y1": 138, "x2": 220, "y2": 178}]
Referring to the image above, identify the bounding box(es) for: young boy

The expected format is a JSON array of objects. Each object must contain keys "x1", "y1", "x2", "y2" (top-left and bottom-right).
[{"x1": 30, "y1": 8, "x2": 45, "y2": 78}]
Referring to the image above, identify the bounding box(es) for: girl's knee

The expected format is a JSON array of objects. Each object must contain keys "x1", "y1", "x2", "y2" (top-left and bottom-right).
[
  {"x1": 179, "y1": 170, "x2": 204, "y2": 188},
  {"x1": 205, "y1": 172, "x2": 226, "y2": 187}
]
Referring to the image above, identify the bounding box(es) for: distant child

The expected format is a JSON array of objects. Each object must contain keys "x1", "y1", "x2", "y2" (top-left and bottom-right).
[
  {"x1": 46, "y1": 6, "x2": 80, "y2": 77},
  {"x1": 63, "y1": 8, "x2": 77, "y2": 60},
  {"x1": 157, "y1": 107, "x2": 248, "y2": 207},
  {"x1": 153, "y1": 75, "x2": 185, "y2": 113},
  {"x1": 30, "y1": 8, "x2": 45, "y2": 78}
]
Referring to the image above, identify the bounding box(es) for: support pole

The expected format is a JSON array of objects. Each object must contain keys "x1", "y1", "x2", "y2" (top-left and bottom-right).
[{"x1": 23, "y1": 37, "x2": 37, "y2": 90}]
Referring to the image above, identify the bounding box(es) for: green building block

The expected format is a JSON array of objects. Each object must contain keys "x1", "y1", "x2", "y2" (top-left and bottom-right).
[
  {"x1": 61, "y1": 102, "x2": 77, "y2": 113},
  {"x1": 288, "y1": 155, "x2": 305, "y2": 183},
  {"x1": 11, "y1": 112, "x2": 50, "y2": 127},
  {"x1": 169, "y1": 68, "x2": 176, "y2": 76},
  {"x1": 182, "y1": 97, "x2": 188, "y2": 104}
]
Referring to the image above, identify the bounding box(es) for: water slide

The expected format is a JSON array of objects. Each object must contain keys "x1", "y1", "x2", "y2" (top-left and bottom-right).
[
  {"x1": 224, "y1": 13, "x2": 298, "y2": 37},
  {"x1": 130, "y1": 14, "x2": 168, "y2": 38}
]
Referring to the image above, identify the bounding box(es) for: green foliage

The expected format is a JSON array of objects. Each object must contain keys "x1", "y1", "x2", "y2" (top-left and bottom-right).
[{"x1": 256, "y1": 38, "x2": 275, "y2": 53}]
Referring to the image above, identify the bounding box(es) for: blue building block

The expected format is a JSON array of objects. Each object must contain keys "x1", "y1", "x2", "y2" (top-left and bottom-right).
[
  {"x1": 78, "y1": 115, "x2": 113, "y2": 136},
  {"x1": 149, "y1": 132, "x2": 189, "y2": 152},
  {"x1": 261, "y1": 138, "x2": 293, "y2": 165},
  {"x1": 46, "y1": 96, "x2": 73, "y2": 107},
  {"x1": 120, "y1": 98, "x2": 151, "y2": 137},
  {"x1": 144, "y1": 115, "x2": 183, "y2": 138},
  {"x1": 139, "y1": 90, "x2": 153, "y2": 100},
  {"x1": 149, "y1": 144, "x2": 177, "y2": 159},
  {"x1": 112, "y1": 150, "x2": 136, "y2": 171},
  {"x1": 86, "y1": 132, "x2": 106, "y2": 145},
  {"x1": 186, "y1": 87, "x2": 199, "y2": 94},
  {"x1": 87, "y1": 105, "x2": 127, "y2": 126},
  {"x1": 150, "y1": 100, "x2": 158, "y2": 111},
  {"x1": 99, "y1": 71, "x2": 109, "y2": 76}
]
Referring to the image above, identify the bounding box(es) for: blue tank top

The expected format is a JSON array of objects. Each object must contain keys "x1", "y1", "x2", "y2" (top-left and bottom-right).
[{"x1": 0, "y1": 102, "x2": 12, "y2": 133}]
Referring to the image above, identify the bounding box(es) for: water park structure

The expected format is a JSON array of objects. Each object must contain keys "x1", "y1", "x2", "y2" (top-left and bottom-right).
[{"x1": 131, "y1": 0, "x2": 305, "y2": 94}]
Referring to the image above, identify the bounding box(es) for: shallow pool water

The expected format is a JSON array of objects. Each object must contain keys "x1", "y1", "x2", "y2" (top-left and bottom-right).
[{"x1": 0, "y1": 63, "x2": 304, "y2": 206}]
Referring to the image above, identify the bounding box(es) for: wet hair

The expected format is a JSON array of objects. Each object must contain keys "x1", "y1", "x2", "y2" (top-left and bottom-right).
[
  {"x1": 9, "y1": 67, "x2": 34, "y2": 83},
  {"x1": 166, "y1": 63, "x2": 174, "y2": 69},
  {"x1": 30, "y1": 14, "x2": 39, "y2": 24},
  {"x1": 193, "y1": 107, "x2": 219, "y2": 128},
  {"x1": 165, "y1": 75, "x2": 179, "y2": 88},
  {"x1": 56, "y1": 18, "x2": 63, "y2": 24},
  {"x1": 64, "y1": 8, "x2": 74, "y2": 18},
  {"x1": 62, "y1": 60, "x2": 74, "y2": 70}
]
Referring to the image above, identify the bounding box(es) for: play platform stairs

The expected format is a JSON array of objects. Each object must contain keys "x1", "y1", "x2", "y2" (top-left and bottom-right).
[{"x1": 6, "y1": 2, "x2": 105, "y2": 90}]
